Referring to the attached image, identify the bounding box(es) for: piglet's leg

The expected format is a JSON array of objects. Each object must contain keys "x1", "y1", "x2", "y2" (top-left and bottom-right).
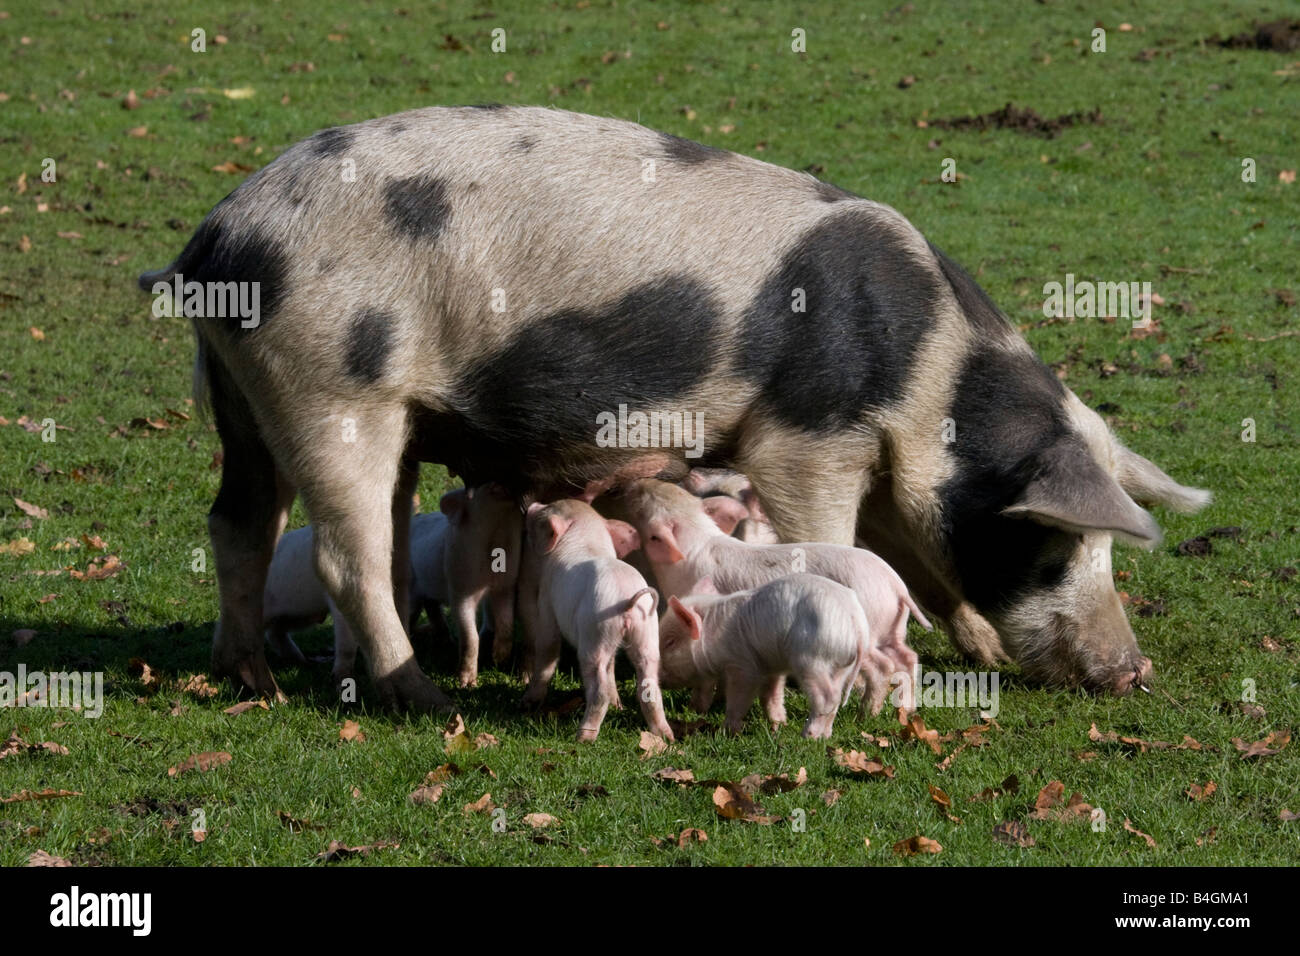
[
  {"x1": 800, "y1": 669, "x2": 840, "y2": 739},
  {"x1": 761, "y1": 675, "x2": 787, "y2": 728},
  {"x1": 577, "y1": 646, "x2": 616, "y2": 742},
  {"x1": 489, "y1": 587, "x2": 515, "y2": 669},
  {"x1": 690, "y1": 681, "x2": 717, "y2": 714},
  {"x1": 520, "y1": 610, "x2": 560, "y2": 709},
  {"x1": 723, "y1": 670, "x2": 762, "y2": 736},
  {"x1": 449, "y1": 593, "x2": 484, "y2": 687},
  {"x1": 623, "y1": 635, "x2": 673, "y2": 741}
]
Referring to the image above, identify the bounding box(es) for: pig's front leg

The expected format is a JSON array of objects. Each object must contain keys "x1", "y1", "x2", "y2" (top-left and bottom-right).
[
  {"x1": 798, "y1": 667, "x2": 840, "y2": 739},
  {"x1": 449, "y1": 592, "x2": 485, "y2": 687},
  {"x1": 330, "y1": 595, "x2": 358, "y2": 685},
  {"x1": 722, "y1": 668, "x2": 762, "y2": 736}
]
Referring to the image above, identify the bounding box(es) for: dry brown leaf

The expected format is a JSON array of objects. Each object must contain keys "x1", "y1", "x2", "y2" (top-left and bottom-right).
[
  {"x1": 928, "y1": 782, "x2": 961, "y2": 823},
  {"x1": 339, "y1": 719, "x2": 365, "y2": 742},
  {"x1": 167, "y1": 751, "x2": 232, "y2": 777},
  {"x1": 473, "y1": 732, "x2": 500, "y2": 749},
  {"x1": 13, "y1": 498, "x2": 48, "y2": 520},
  {"x1": 425, "y1": 763, "x2": 462, "y2": 785},
  {"x1": 1123, "y1": 818, "x2": 1157, "y2": 848},
  {"x1": 1280, "y1": 809, "x2": 1298, "y2": 822},
  {"x1": 1030, "y1": 780, "x2": 1092, "y2": 821},
  {"x1": 677, "y1": 828, "x2": 708, "y2": 847},
  {"x1": 1, "y1": 788, "x2": 82, "y2": 804},
  {"x1": 740, "y1": 766, "x2": 808, "y2": 795},
  {"x1": 712, "y1": 783, "x2": 780, "y2": 824},
  {"x1": 178, "y1": 674, "x2": 218, "y2": 699},
  {"x1": 992, "y1": 820, "x2": 1035, "y2": 848},
  {"x1": 523, "y1": 812, "x2": 560, "y2": 828},
  {"x1": 463, "y1": 792, "x2": 495, "y2": 815},
  {"x1": 1, "y1": 537, "x2": 36, "y2": 556},
  {"x1": 638, "y1": 731, "x2": 668, "y2": 757},
  {"x1": 901, "y1": 715, "x2": 942, "y2": 754},
  {"x1": 1, "y1": 732, "x2": 67, "y2": 759},
  {"x1": 443, "y1": 714, "x2": 467, "y2": 739},
  {"x1": 128, "y1": 657, "x2": 159, "y2": 690},
  {"x1": 892, "y1": 834, "x2": 943, "y2": 857},
  {"x1": 828, "y1": 747, "x2": 896, "y2": 779},
  {"x1": 821, "y1": 788, "x2": 843, "y2": 807},
  {"x1": 223, "y1": 700, "x2": 268, "y2": 716},
  {"x1": 652, "y1": 767, "x2": 695, "y2": 785},
  {"x1": 211, "y1": 160, "x2": 255, "y2": 174},
  {"x1": 122, "y1": 89, "x2": 140, "y2": 110},
  {"x1": 127, "y1": 125, "x2": 148, "y2": 138},
  {"x1": 1186, "y1": 781, "x2": 1217, "y2": 802},
  {"x1": 409, "y1": 782, "x2": 445, "y2": 805},
  {"x1": 69, "y1": 554, "x2": 123, "y2": 580},
  {"x1": 1232, "y1": 730, "x2": 1290, "y2": 758},
  {"x1": 80, "y1": 533, "x2": 108, "y2": 551},
  {"x1": 27, "y1": 849, "x2": 72, "y2": 867},
  {"x1": 1281, "y1": 169, "x2": 1297, "y2": 184}
]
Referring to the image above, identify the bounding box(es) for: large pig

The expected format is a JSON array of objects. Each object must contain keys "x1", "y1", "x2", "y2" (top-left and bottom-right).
[
  {"x1": 438, "y1": 484, "x2": 522, "y2": 686},
  {"x1": 140, "y1": 105, "x2": 1207, "y2": 709},
  {"x1": 518, "y1": 499, "x2": 673, "y2": 741},
  {"x1": 660, "y1": 575, "x2": 870, "y2": 738},
  {"x1": 622, "y1": 478, "x2": 928, "y2": 713}
]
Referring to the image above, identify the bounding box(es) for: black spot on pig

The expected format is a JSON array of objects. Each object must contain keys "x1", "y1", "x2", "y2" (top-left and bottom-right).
[
  {"x1": 344, "y1": 308, "x2": 394, "y2": 384},
  {"x1": 466, "y1": 103, "x2": 506, "y2": 111},
  {"x1": 737, "y1": 210, "x2": 942, "y2": 431},
  {"x1": 658, "y1": 131, "x2": 727, "y2": 165},
  {"x1": 513, "y1": 135, "x2": 538, "y2": 154},
  {"x1": 938, "y1": 346, "x2": 1073, "y2": 610},
  {"x1": 383, "y1": 175, "x2": 452, "y2": 243},
  {"x1": 388, "y1": 122, "x2": 408, "y2": 135},
  {"x1": 170, "y1": 216, "x2": 290, "y2": 334},
  {"x1": 430, "y1": 277, "x2": 724, "y2": 488},
  {"x1": 928, "y1": 243, "x2": 1015, "y2": 337},
  {"x1": 310, "y1": 126, "x2": 356, "y2": 157}
]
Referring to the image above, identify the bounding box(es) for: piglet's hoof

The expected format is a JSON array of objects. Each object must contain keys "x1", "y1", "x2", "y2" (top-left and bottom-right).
[
  {"x1": 576, "y1": 727, "x2": 600, "y2": 743},
  {"x1": 457, "y1": 671, "x2": 479, "y2": 689},
  {"x1": 374, "y1": 660, "x2": 452, "y2": 713},
  {"x1": 214, "y1": 649, "x2": 287, "y2": 705}
]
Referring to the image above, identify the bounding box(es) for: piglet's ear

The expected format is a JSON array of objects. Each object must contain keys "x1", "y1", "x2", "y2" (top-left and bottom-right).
[
  {"x1": 700, "y1": 496, "x2": 747, "y2": 536},
  {"x1": 535, "y1": 514, "x2": 573, "y2": 554},
  {"x1": 604, "y1": 519, "x2": 642, "y2": 559},
  {"x1": 668, "y1": 596, "x2": 702, "y2": 642},
  {"x1": 439, "y1": 488, "x2": 467, "y2": 521},
  {"x1": 643, "y1": 520, "x2": 685, "y2": 565}
]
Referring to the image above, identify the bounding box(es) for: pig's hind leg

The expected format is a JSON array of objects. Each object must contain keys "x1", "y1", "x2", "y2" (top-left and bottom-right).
[{"x1": 761, "y1": 675, "x2": 787, "y2": 728}]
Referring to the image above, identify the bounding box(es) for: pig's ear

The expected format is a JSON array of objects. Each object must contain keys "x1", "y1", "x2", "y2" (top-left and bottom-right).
[
  {"x1": 643, "y1": 520, "x2": 685, "y2": 564},
  {"x1": 535, "y1": 514, "x2": 573, "y2": 554},
  {"x1": 693, "y1": 576, "x2": 718, "y2": 595},
  {"x1": 668, "y1": 596, "x2": 703, "y2": 641},
  {"x1": 439, "y1": 488, "x2": 467, "y2": 522},
  {"x1": 1113, "y1": 443, "x2": 1212, "y2": 514},
  {"x1": 604, "y1": 519, "x2": 641, "y2": 559},
  {"x1": 700, "y1": 496, "x2": 747, "y2": 536},
  {"x1": 1003, "y1": 441, "x2": 1162, "y2": 547}
]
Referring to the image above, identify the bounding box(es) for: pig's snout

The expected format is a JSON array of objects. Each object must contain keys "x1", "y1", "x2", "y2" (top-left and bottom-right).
[{"x1": 1110, "y1": 655, "x2": 1153, "y2": 696}]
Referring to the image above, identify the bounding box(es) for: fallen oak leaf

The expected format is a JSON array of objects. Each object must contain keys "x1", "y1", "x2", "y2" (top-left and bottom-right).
[
  {"x1": 167, "y1": 751, "x2": 232, "y2": 777},
  {"x1": 1280, "y1": 809, "x2": 1298, "y2": 822},
  {"x1": 177, "y1": 673, "x2": 218, "y2": 699},
  {"x1": 26, "y1": 849, "x2": 72, "y2": 867},
  {"x1": 712, "y1": 783, "x2": 780, "y2": 824},
  {"x1": 222, "y1": 700, "x2": 268, "y2": 716},
  {"x1": 339, "y1": 719, "x2": 366, "y2": 743},
  {"x1": 522, "y1": 812, "x2": 560, "y2": 828},
  {"x1": 463, "y1": 792, "x2": 495, "y2": 815},
  {"x1": 821, "y1": 788, "x2": 843, "y2": 807},
  {"x1": 2, "y1": 788, "x2": 82, "y2": 804},
  {"x1": 638, "y1": 731, "x2": 668, "y2": 757},
  {"x1": 13, "y1": 498, "x2": 48, "y2": 519},
  {"x1": 828, "y1": 747, "x2": 896, "y2": 779},
  {"x1": 992, "y1": 820, "x2": 1035, "y2": 848},
  {"x1": 892, "y1": 834, "x2": 943, "y2": 857},
  {"x1": 901, "y1": 715, "x2": 942, "y2": 754},
  {"x1": 409, "y1": 782, "x2": 445, "y2": 805},
  {"x1": 928, "y1": 782, "x2": 961, "y2": 823},
  {"x1": 677, "y1": 828, "x2": 707, "y2": 847},
  {"x1": 1186, "y1": 781, "x2": 1217, "y2": 802},
  {"x1": 277, "y1": 810, "x2": 326, "y2": 832},
  {"x1": 652, "y1": 767, "x2": 695, "y2": 785},
  {"x1": 1030, "y1": 781, "x2": 1092, "y2": 821},
  {"x1": 1123, "y1": 818, "x2": 1157, "y2": 848},
  {"x1": 1232, "y1": 730, "x2": 1290, "y2": 758},
  {"x1": 740, "y1": 766, "x2": 808, "y2": 795},
  {"x1": 128, "y1": 657, "x2": 159, "y2": 690}
]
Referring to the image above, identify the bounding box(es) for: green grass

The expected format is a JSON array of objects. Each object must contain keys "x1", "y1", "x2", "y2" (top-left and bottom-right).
[{"x1": 1, "y1": 0, "x2": 1297, "y2": 866}]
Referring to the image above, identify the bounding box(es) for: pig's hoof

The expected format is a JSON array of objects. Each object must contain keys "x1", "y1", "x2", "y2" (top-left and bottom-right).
[
  {"x1": 214, "y1": 649, "x2": 287, "y2": 705},
  {"x1": 375, "y1": 663, "x2": 451, "y2": 714},
  {"x1": 655, "y1": 725, "x2": 676, "y2": 743},
  {"x1": 457, "y1": 672, "x2": 479, "y2": 689},
  {"x1": 576, "y1": 728, "x2": 600, "y2": 743}
]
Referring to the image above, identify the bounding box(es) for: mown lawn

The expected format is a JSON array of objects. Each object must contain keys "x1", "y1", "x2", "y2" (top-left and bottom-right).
[{"x1": 1, "y1": 0, "x2": 1296, "y2": 866}]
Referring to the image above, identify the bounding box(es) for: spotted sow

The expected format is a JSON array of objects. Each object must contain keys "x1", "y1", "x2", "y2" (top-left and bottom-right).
[{"x1": 140, "y1": 105, "x2": 1209, "y2": 709}]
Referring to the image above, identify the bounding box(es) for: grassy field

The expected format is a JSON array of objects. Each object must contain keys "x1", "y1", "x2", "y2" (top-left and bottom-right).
[{"x1": 1, "y1": 0, "x2": 1296, "y2": 866}]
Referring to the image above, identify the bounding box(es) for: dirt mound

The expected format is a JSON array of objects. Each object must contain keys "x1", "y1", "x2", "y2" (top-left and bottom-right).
[
  {"x1": 928, "y1": 102, "x2": 1103, "y2": 139},
  {"x1": 1209, "y1": 19, "x2": 1300, "y2": 51}
]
